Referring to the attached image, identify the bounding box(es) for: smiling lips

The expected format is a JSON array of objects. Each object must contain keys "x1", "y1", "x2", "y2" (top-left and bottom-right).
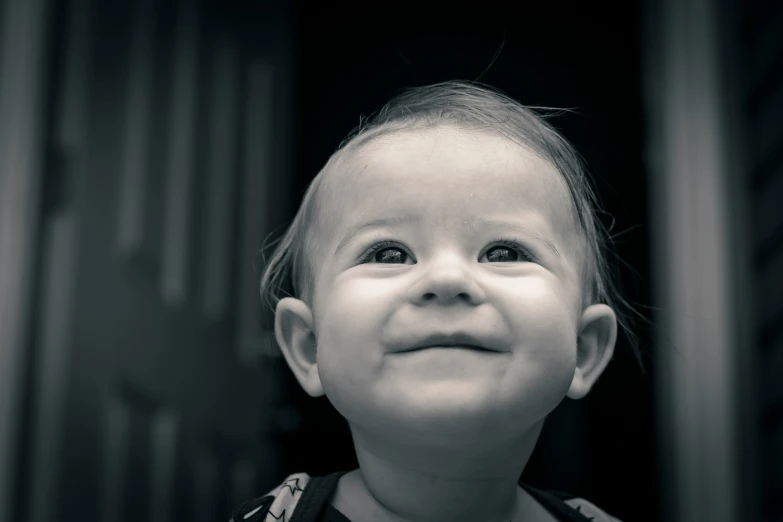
[
  {"x1": 401, "y1": 344, "x2": 494, "y2": 353},
  {"x1": 396, "y1": 332, "x2": 506, "y2": 353}
]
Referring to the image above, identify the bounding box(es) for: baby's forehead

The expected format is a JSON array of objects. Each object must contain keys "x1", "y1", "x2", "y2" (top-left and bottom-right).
[{"x1": 318, "y1": 127, "x2": 578, "y2": 236}]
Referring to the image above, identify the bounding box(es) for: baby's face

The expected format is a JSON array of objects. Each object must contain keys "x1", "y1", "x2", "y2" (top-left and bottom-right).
[{"x1": 309, "y1": 126, "x2": 585, "y2": 446}]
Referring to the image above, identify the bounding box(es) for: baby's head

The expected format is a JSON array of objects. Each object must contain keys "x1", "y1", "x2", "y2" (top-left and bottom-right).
[{"x1": 261, "y1": 81, "x2": 636, "y2": 449}]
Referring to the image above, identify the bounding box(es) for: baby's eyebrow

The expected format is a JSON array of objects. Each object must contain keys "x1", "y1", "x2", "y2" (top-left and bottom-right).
[
  {"x1": 476, "y1": 217, "x2": 564, "y2": 260},
  {"x1": 334, "y1": 216, "x2": 420, "y2": 255},
  {"x1": 333, "y1": 215, "x2": 563, "y2": 259}
]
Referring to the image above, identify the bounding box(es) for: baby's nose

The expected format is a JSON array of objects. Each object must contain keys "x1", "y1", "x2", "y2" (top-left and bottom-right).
[{"x1": 411, "y1": 259, "x2": 486, "y2": 306}]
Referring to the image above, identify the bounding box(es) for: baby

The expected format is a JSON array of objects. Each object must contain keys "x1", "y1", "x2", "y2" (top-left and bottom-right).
[{"x1": 233, "y1": 81, "x2": 635, "y2": 522}]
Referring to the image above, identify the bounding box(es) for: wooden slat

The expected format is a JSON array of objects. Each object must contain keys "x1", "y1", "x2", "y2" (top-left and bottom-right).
[
  {"x1": 742, "y1": 0, "x2": 783, "y2": 520},
  {"x1": 101, "y1": 393, "x2": 131, "y2": 522},
  {"x1": 745, "y1": 3, "x2": 783, "y2": 102},
  {"x1": 56, "y1": 0, "x2": 90, "y2": 154},
  {"x1": 202, "y1": 36, "x2": 239, "y2": 320},
  {"x1": 235, "y1": 60, "x2": 274, "y2": 364},
  {"x1": 756, "y1": 246, "x2": 783, "y2": 329},
  {"x1": 193, "y1": 452, "x2": 219, "y2": 522},
  {"x1": 750, "y1": 80, "x2": 783, "y2": 181},
  {"x1": 27, "y1": 216, "x2": 79, "y2": 522},
  {"x1": 150, "y1": 410, "x2": 178, "y2": 522},
  {"x1": 761, "y1": 336, "x2": 783, "y2": 410},
  {"x1": 765, "y1": 428, "x2": 783, "y2": 511},
  {"x1": 645, "y1": 0, "x2": 742, "y2": 520},
  {"x1": 160, "y1": 0, "x2": 201, "y2": 305},
  {"x1": 26, "y1": 2, "x2": 91, "y2": 520},
  {"x1": 753, "y1": 172, "x2": 783, "y2": 253},
  {"x1": 116, "y1": 0, "x2": 156, "y2": 256},
  {"x1": 0, "y1": 0, "x2": 51, "y2": 520}
]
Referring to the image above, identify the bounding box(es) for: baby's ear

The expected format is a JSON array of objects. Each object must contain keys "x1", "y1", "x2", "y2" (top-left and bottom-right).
[
  {"x1": 274, "y1": 297, "x2": 323, "y2": 397},
  {"x1": 567, "y1": 304, "x2": 618, "y2": 399}
]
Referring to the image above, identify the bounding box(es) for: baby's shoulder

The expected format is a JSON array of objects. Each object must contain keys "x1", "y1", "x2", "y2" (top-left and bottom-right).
[
  {"x1": 528, "y1": 486, "x2": 623, "y2": 522},
  {"x1": 561, "y1": 497, "x2": 623, "y2": 522},
  {"x1": 229, "y1": 472, "x2": 312, "y2": 522}
]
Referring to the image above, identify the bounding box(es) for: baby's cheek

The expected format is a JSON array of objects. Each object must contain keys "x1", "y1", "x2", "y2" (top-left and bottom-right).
[
  {"x1": 513, "y1": 279, "x2": 577, "y2": 320},
  {"x1": 315, "y1": 286, "x2": 386, "y2": 372},
  {"x1": 521, "y1": 297, "x2": 574, "y2": 331},
  {"x1": 315, "y1": 321, "x2": 385, "y2": 423},
  {"x1": 509, "y1": 284, "x2": 579, "y2": 354}
]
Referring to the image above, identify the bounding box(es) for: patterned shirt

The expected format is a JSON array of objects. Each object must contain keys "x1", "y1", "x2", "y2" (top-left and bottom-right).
[{"x1": 230, "y1": 471, "x2": 623, "y2": 522}]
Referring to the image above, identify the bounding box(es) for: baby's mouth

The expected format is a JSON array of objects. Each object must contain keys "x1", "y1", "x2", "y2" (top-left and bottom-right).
[
  {"x1": 399, "y1": 344, "x2": 495, "y2": 353},
  {"x1": 390, "y1": 331, "x2": 509, "y2": 354}
]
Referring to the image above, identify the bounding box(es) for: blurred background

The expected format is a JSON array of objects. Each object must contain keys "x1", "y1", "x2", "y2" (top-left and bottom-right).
[{"x1": 0, "y1": 0, "x2": 779, "y2": 521}]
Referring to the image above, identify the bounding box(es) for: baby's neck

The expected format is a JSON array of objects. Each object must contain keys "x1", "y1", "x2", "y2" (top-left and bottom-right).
[{"x1": 331, "y1": 425, "x2": 545, "y2": 522}]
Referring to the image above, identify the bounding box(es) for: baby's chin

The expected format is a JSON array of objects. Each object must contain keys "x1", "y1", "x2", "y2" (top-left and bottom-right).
[{"x1": 326, "y1": 381, "x2": 558, "y2": 450}]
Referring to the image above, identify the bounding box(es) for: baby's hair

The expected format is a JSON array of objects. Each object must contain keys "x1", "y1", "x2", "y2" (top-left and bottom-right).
[{"x1": 258, "y1": 80, "x2": 643, "y2": 368}]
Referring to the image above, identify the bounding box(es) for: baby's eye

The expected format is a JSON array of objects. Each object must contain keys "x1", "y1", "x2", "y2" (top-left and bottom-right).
[
  {"x1": 480, "y1": 240, "x2": 534, "y2": 263},
  {"x1": 360, "y1": 242, "x2": 412, "y2": 264},
  {"x1": 485, "y1": 246, "x2": 518, "y2": 262}
]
